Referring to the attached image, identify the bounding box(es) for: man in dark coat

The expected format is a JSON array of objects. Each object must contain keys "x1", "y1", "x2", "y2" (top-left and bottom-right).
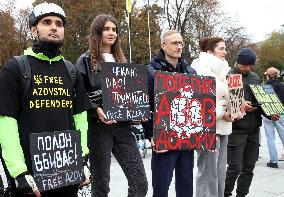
[{"x1": 143, "y1": 30, "x2": 196, "y2": 197}]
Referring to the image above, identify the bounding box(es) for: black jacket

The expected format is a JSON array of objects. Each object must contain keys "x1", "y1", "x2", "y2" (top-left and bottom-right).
[
  {"x1": 75, "y1": 52, "x2": 102, "y2": 119},
  {"x1": 229, "y1": 67, "x2": 263, "y2": 134},
  {"x1": 143, "y1": 49, "x2": 196, "y2": 139},
  {"x1": 266, "y1": 79, "x2": 284, "y2": 105}
]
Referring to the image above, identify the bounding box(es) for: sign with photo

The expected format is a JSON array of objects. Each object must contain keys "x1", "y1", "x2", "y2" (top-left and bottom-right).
[
  {"x1": 30, "y1": 130, "x2": 83, "y2": 192},
  {"x1": 249, "y1": 84, "x2": 284, "y2": 116},
  {"x1": 153, "y1": 71, "x2": 216, "y2": 151},
  {"x1": 226, "y1": 74, "x2": 245, "y2": 119},
  {"x1": 101, "y1": 63, "x2": 150, "y2": 121}
]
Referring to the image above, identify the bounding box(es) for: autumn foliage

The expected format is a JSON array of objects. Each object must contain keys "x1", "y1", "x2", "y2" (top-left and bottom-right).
[{"x1": 1, "y1": 0, "x2": 254, "y2": 68}]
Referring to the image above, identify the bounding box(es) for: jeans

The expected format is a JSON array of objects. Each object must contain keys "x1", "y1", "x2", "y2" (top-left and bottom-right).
[
  {"x1": 196, "y1": 135, "x2": 228, "y2": 197},
  {"x1": 263, "y1": 115, "x2": 284, "y2": 162},
  {"x1": 224, "y1": 131, "x2": 259, "y2": 197}
]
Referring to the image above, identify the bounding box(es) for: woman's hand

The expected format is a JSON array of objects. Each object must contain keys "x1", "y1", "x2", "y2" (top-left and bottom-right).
[
  {"x1": 96, "y1": 107, "x2": 117, "y2": 124},
  {"x1": 222, "y1": 112, "x2": 234, "y2": 122}
]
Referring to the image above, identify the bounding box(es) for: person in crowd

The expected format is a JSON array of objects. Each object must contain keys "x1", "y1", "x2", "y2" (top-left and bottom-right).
[
  {"x1": 143, "y1": 30, "x2": 196, "y2": 197},
  {"x1": 191, "y1": 36, "x2": 236, "y2": 197},
  {"x1": 76, "y1": 14, "x2": 148, "y2": 197},
  {"x1": 262, "y1": 67, "x2": 284, "y2": 168},
  {"x1": 224, "y1": 48, "x2": 280, "y2": 197},
  {"x1": 0, "y1": 3, "x2": 90, "y2": 196}
]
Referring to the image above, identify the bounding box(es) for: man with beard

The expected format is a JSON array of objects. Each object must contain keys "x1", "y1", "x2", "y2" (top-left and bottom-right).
[
  {"x1": 224, "y1": 48, "x2": 279, "y2": 197},
  {"x1": 0, "y1": 3, "x2": 90, "y2": 196}
]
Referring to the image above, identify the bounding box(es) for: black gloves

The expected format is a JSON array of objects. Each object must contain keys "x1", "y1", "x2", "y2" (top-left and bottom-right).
[
  {"x1": 82, "y1": 155, "x2": 90, "y2": 186},
  {"x1": 15, "y1": 172, "x2": 39, "y2": 195}
]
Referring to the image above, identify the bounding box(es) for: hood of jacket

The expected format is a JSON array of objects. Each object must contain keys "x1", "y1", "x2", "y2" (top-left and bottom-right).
[{"x1": 191, "y1": 52, "x2": 230, "y2": 81}]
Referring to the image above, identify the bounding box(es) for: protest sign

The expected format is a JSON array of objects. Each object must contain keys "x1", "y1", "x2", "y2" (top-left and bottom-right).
[
  {"x1": 250, "y1": 84, "x2": 284, "y2": 116},
  {"x1": 30, "y1": 130, "x2": 83, "y2": 192},
  {"x1": 226, "y1": 74, "x2": 245, "y2": 119},
  {"x1": 153, "y1": 71, "x2": 216, "y2": 151},
  {"x1": 101, "y1": 63, "x2": 150, "y2": 121}
]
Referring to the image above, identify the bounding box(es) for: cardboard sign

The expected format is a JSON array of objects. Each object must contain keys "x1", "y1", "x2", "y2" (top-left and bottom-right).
[
  {"x1": 153, "y1": 71, "x2": 216, "y2": 151},
  {"x1": 249, "y1": 84, "x2": 284, "y2": 116},
  {"x1": 227, "y1": 74, "x2": 245, "y2": 119},
  {"x1": 101, "y1": 63, "x2": 150, "y2": 121},
  {"x1": 30, "y1": 130, "x2": 83, "y2": 192}
]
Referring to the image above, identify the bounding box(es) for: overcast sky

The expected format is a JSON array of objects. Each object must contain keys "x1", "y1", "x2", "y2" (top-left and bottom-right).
[
  {"x1": 16, "y1": 0, "x2": 284, "y2": 43},
  {"x1": 220, "y1": 0, "x2": 284, "y2": 42}
]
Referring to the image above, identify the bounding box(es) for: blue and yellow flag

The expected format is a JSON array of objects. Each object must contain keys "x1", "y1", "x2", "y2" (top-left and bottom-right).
[{"x1": 126, "y1": 0, "x2": 132, "y2": 13}]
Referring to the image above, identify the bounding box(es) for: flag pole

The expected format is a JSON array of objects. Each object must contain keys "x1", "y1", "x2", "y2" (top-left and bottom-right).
[
  {"x1": 147, "y1": 0, "x2": 152, "y2": 61},
  {"x1": 127, "y1": 12, "x2": 132, "y2": 63}
]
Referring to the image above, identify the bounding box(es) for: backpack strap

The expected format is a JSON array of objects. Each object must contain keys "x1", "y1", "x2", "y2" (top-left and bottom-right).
[
  {"x1": 14, "y1": 55, "x2": 31, "y2": 99},
  {"x1": 63, "y1": 60, "x2": 77, "y2": 98}
]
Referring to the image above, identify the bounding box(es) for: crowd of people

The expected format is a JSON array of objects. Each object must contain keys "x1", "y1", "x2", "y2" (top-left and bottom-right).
[{"x1": 0, "y1": 2, "x2": 283, "y2": 197}]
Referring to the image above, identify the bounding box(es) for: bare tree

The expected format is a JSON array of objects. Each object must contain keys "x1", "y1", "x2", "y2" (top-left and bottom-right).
[
  {"x1": 160, "y1": 0, "x2": 251, "y2": 64},
  {"x1": 15, "y1": 8, "x2": 32, "y2": 52}
]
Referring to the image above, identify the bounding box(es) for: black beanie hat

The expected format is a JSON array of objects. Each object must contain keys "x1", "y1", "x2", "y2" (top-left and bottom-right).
[{"x1": 237, "y1": 48, "x2": 256, "y2": 65}]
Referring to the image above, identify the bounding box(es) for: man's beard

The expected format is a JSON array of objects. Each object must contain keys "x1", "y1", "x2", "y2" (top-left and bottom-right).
[
  {"x1": 32, "y1": 34, "x2": 64, "y2": 58},
  {"x1": 35, "y1": 36, "x2": 64, "y2": 49}
]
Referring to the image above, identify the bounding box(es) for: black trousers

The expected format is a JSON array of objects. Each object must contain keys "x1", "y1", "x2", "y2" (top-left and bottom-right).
[
  {"x1": 88, "y1": 118, "x2": 148, "y2": 197},
  {"x1": 224, "y1": 130, "x2": 260, "y2": 197}
]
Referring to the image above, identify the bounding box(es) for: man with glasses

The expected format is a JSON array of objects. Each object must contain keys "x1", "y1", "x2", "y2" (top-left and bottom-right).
[
  {"x1": 143, "y1": 30, "x2": 196, "y2": 197},
  {"x1": 224, "y1": 48, "x2": 279, "y2": 197}
]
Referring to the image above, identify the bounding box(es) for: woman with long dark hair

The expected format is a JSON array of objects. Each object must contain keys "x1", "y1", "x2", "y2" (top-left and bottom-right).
[{"x1": 76, "y1": 14, "x2": 148, "y2": 197}]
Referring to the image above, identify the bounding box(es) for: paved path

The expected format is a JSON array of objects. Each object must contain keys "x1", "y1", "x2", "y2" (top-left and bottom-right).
[
  {"x1": 1, "y1": 126, "x2": 284, "y2": 197},
  {"x1": 109, "y1": 126, "x2": 284, "y2": 197}
]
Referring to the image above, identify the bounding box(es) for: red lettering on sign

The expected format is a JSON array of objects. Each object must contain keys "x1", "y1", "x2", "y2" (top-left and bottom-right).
[
  {"x1": 155, "y1": 93, "x2": 171, "y2": 126},
  {"x1": 228, "y1": 75, "x2": 241, "y2": 89},
  {"x1": 202, "y1": 97, "x2": 216, "y2": 128},
  {"x1": 155, "y1": 130, "x2": 216, "y2": 150}
]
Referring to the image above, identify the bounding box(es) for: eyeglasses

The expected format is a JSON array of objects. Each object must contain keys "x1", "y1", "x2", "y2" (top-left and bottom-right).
[{"x1": 164, "y1": 41, "x2": 185, "y2": 47}]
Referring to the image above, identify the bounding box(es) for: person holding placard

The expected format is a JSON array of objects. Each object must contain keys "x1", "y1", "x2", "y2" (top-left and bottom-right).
[
  {"x1": 262, "y1": 67, "x2": 284, "y2": 168},
  {"x1": 0, "y1": 3, "x2": 90, "y2": 196},
  {"x1": 143, "y1": 30, "x2": 196, "y2": 197},
  {"x1": 76, "y1": 14, "x2": 148, "y2": 197},
  {"x1": 191, "y1": 36, "x2": 235, "y2": 197},
  {"x1": 224, "y1": 48, "x2": 279, "y2": 197}
]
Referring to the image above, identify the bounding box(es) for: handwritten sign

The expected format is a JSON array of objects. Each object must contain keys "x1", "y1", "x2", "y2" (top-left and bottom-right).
[
  {"x1": 153, "y1": 71, "x2": 216, "y2": 151},
  {"x1": 30, "y1": 130, "x2": 83, "y2": 192},
  {"x1": 249, "y1": 84, "x2": 284, "y2": 116},
  {"x1": 227, "y1": 74, "x2": 245, "y2": 119},
  {"x1": 101, "y1": 63, "x2": 150, "y2": 121}
]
